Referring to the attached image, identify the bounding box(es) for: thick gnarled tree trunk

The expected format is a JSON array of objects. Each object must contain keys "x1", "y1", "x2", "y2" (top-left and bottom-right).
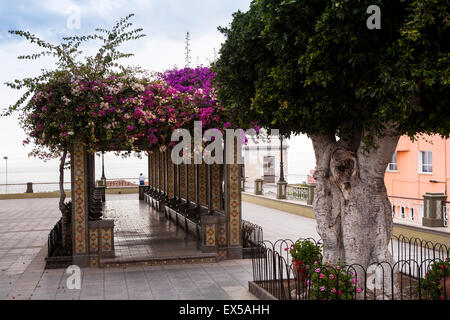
[{"x1": 310, "y1": 125, "x2": 400, "y2": 269}]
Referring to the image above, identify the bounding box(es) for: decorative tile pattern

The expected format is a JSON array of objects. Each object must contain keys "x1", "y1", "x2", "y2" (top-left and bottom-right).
[
  {"x1": 218, "y1": 249, "x2": 228, "y2": 261},
  {"x1": 229, "y1": 164, "x2": 240, "y2": 246},
  {"x1": 199, "y1": 164, "x2": 207, "y2": 205},
  {"x1": 102, "y1": 257, "x2": 216, "y2": 268},
  {"x1": 205, "y1": 224, "x2": 215, "y2": 246},
  {"x1": 218, "y1": 223, "x2": 227, "y2": 246},
  {"x1": 168, "y1": 149, "x2": 174, "y2": 198},
  {"x1": 89, "y1": 228, "x2": 99, "y2": 253},
  {"x1": 212, "y1": 164, "x2": 221, "y2": 211},
  {"x1": 148, "y1": 153, "x2": 153, "y2": 188},
  {"x1": 73, "y1": 143, "x2": 87, "y2": 255},
  {"x1": 159, "y1": 151, "x2": 164, "y2": 192},
  {"x1": 180, "y1": 165, "x2": 186, "y2": 199},
  {"x1": 152, "y1": 152, "x2": 156, "y2": 188},
  {"x1": 101, "y1": 228, "x2": 112, "y2": 251},
  {"x1": 188, "y1": 164, "x2": 195, "y2": 201},
  {"x1": 90, "y1": 256, "x2": 99, "y2": 267},
  {"x1": 155, "y1": 151, "x2": 160, "y2": 191}
]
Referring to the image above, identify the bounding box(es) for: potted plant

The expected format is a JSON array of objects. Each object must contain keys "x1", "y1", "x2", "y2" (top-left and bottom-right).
[
  {"x1": 420, "y1": 258, "x2": 450, "y2": 300},
  {"x1": 288, "y1": 239, "x2": 322, "y2": 284}
]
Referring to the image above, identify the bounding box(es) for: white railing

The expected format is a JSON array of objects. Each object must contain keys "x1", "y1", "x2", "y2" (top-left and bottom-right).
[
  {"x1": 103, "y1": 178, "x2": 141, "y2": 188},
  {"x1": 389, "y1": 196, "x2": 424, "y2": 224},
  {"x1": 287, "y1": 185, "x2": 309, "y2": 202},
  {"x1": 0, "y1": 182, "x2": 71, "y2": 194},
  {"x1": 0, "y1": 178, "x2": 142, "y2": 195},
  {"x1": 444, "y1": 205, "x2": 449, "y2": 228}
]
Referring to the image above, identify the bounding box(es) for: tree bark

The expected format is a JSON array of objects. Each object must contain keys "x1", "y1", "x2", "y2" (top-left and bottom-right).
[
  {"x1": 310, "y1": 124, "x2": 401, "y2": 269},
  {"x1": 59, "y1": 149, "x2": 68, "y2": 255}
]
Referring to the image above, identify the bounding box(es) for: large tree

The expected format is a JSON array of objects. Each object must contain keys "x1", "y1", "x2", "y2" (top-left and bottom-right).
[{"x1": 215, "y1": 0, "x2": 449, "y2": 267}]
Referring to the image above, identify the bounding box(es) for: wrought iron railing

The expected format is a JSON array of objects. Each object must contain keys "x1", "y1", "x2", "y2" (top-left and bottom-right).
[
  {"x1": 251, "y1": 236, "x2": 450, "y2": 300},
  {"x1": 241, "y1": 220, "x2": 264, "y2": 259},
  {"x1": 48, "y1": 218, "x2": 62, "y2": 257}
]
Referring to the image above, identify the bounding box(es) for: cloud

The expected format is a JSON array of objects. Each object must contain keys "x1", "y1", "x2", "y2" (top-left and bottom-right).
[{"x1": 0, "y1": 1, "x2": 317, "y2": 183}]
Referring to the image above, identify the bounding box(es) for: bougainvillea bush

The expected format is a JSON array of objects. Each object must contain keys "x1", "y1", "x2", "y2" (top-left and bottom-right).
[
  {"x1": 160, "y1": 67, "x2": 216, "y2": 95},
  {"x1": 22, "y1": 66, "x2": 228, "y2": 157}
]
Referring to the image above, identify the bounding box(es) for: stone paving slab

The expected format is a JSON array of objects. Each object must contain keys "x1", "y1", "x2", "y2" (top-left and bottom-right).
[{"x1": 0, "y1": 194, "x2": 321, "y2": 300}]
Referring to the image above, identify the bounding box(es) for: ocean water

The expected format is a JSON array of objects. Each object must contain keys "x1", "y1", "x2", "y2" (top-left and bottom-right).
[{"x1": 0, "y1": 135, "x2": 316, "y2": 186}]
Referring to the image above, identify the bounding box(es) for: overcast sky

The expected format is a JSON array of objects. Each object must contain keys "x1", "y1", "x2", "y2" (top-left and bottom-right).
[{"x1": 0, "y1": 0, "x2": 315, "y2": 183}]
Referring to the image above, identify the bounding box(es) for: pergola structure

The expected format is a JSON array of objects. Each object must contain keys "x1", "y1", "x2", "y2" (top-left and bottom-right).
[{"x1": 70, "y1": 140, "x2": 243, "y2": 268}]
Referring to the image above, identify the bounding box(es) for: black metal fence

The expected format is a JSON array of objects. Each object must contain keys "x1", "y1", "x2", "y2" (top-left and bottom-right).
[
  {"x1": 241, "y1": 220, "x2": 264, "y2": 259},
  {"x1": 48, "y1": 218, "x2": 62, "y2": 257},
  {"x1": 251, "y1": 236, "x2": 450, "y2": 300}
]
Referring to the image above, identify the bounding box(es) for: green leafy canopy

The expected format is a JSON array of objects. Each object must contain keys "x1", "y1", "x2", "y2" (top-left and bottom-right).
[{"x1": 214, "y1": 0, "x2": 449, "y2": 143}]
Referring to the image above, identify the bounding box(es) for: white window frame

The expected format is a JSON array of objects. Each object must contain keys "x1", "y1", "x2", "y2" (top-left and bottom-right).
[
  {"x1": 418, "y1": 151, "x2": 432, "y2": 174},
  {"x1": 387, "y1": 151, "x2": 398, "y2": 172}
]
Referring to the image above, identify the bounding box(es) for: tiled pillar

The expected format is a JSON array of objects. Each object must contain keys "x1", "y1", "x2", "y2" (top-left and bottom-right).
[
  {"x1": 188, "y1": 164, "x2": 195, "y2": 201},
  {"x1": 168, "y1": 148, "x2": 175, "y2": 199},
  {"x1": 224, "y1": 139, "x2": 242, "y2": 259},
  {"x1": 152, "y1": 151, "x2": 156, "y2": 190},
  {"x1": 147, "y1": 151, "x2": 153, "y2": 188},
  {"x1": 180, "y1": 165, "x2": 186, "y2": 200},
  {"x1": 156, "y1": 151, "x2": 161, "y2": 192},
  {"x1": 71, "y1": 143, "x2": 90, "y2": 267},
  {"x1": 199, "y1": 163, "x2": 207, "y2": 206},
  {"x1": 211, "y1": 164, "x2": 222, "y2": 211}
]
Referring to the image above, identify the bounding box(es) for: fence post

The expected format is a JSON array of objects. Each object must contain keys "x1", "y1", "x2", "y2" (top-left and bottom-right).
[
  {"x1": 422, "y1": 192, "x2": 447, "y2": 227},
  {"x1": 254, "y1": 179, "x2": 263, "y2": 195},
  {"x1": 26, "y1": 182, "x2": 33, "y2": 193},
  {"x1": 307, "y1": 183, "x2": 316, "y2": 205},
  {"x1": 276, "y1": 181, "x2": 287, "y2": 199}
]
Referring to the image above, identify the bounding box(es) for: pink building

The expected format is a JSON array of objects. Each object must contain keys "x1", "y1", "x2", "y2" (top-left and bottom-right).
[{"x1": 384, "y1": 135, "x2": 449, "y2": 228}]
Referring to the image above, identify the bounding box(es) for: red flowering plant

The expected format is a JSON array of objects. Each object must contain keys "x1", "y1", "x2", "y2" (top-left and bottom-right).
[
  {"x1": 308, "y1": 262, "x2": 362, "y2": 300},
  {"x1": 288, "y1": 239, "x2": 323, "y2": 281},
  {"x1": 419, "y1": 258, "x2": 450, "y2": 300}
]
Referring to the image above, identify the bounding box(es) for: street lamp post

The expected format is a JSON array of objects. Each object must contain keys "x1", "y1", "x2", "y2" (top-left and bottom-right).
[
  {"x1": 99, "y1": 152, "x2": 106, "y2": 201},
  {"x1": 279, "y1": 136, "x2": 285, "y2": 182},
  {"x1": 3, "y1": 156, "x2": 8, "y2": 192},
  {"x1": 101, "y1": 152, "x2": 106, "y2": 181},
  {"x1": 276, "y1": 136, "x2": 287, "y2": 199}
]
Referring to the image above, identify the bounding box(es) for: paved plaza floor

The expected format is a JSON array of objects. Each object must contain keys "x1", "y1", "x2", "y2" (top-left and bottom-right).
[
  {"x1": 104, "y1": 197, "x2": 214, "y2": 263},
  {"x1": 0, "y1": 194, "x2": 318, "y2": 300}
]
